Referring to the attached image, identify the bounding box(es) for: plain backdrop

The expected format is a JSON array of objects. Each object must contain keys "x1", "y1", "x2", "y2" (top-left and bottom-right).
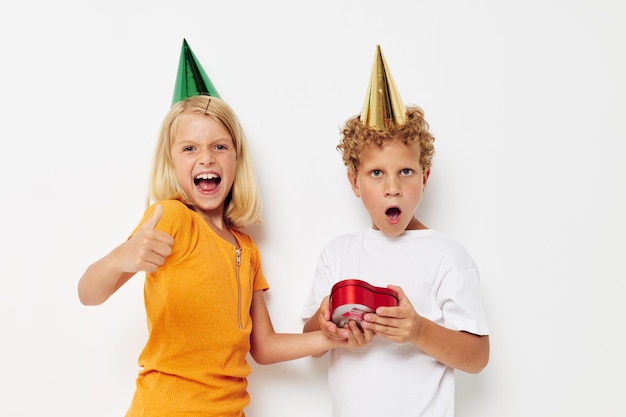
[{"x1": 1, "y1": 1, "x2": 625, "y2": 416}]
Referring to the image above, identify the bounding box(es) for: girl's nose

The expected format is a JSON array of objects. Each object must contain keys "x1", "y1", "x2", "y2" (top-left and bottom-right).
[{"x1": 199, "y1": 149, "x2": 215, "y2": 165}]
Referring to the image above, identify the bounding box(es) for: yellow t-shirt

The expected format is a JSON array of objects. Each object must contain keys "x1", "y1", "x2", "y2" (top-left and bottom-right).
[{"x1": 125, "y1": 200, "x2": 269, "y2": 417}]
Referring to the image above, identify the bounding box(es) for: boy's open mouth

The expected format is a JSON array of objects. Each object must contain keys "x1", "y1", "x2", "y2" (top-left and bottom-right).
[
  {"x1": 385, "y1": 207, "x2": 401, "y2": 221},
  {"x1": 194, "y1": 173, "x2": 221, "y2": 192}
]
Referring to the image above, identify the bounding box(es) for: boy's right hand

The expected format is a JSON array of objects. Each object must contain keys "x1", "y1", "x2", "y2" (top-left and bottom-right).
[
  {"x1": 116, "y1": 204, "x2": 174, "y2": 273},
  {"x1": 318, "y1": 296, "x2": 375, "y2": 348}
]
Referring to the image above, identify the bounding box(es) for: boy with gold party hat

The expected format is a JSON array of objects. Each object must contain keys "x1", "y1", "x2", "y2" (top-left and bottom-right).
[{"x1": 302, "y1": 45, "x2": 490, "y2": 417}]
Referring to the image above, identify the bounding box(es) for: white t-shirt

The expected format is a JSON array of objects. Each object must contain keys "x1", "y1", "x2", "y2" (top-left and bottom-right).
[{"x1": 301, "y1": 228, "x2": 490, "y2": 417}]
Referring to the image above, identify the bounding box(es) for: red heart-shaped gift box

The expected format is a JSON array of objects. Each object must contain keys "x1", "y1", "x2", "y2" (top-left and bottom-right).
[{"x1": 330, "y1": 279, "x2": 398, "y2": 327}]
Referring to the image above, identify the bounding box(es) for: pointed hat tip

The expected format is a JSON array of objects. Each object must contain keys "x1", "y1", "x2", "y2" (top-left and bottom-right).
[
  {"x1": 360, "y1": 45, "x2": 406, "y2": 130},
  {"x1": 171, "y1": 39, "x2": 221, "y2": 106}
]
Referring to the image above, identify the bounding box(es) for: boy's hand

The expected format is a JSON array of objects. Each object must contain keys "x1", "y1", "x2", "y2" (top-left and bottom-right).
[
  {"x1": 338, "y1": 319, "x2": 375, "y2": 349},
  {"x1": 317, "y1": 296, "x2": 375, "y2": 348},
  {"x1": 361, "y1": 285, "x2": 422, "y2": 344}
]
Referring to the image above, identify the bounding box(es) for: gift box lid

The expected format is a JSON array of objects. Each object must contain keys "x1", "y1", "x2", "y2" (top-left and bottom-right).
[{"x1": 330, "y1": 279, "x2": 398, "y2": 311}]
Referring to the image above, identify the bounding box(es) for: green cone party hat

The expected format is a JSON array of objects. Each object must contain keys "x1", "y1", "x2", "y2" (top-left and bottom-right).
[
  {"x1": 171, "y1": 39, "x2": 220, "y2": 105},
  {"x1": 360, "y1": 45, "x2": 406, "y2": 130}
]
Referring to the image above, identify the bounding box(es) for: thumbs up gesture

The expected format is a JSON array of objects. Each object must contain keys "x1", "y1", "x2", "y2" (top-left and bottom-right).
[
  {"x1": 77, "y1": 204, "x2": 175, "y2": 305},
  {"x1": 118, "y1": 204, "x2": 174, "y2": 274}
]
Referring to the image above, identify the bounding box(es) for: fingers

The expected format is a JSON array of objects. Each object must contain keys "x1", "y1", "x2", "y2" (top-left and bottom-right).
[
  {"x1": 118, "y1": 205, "x2": 174, "y2": 274},
  {"x1": 320, "y1": 296, "x2": 331, "y2": 321},
  {"x1": 141, "y1": 203, "x2": 163, "y2": 231},
  {"x1": 137, "y1": 204, "x2": 173, "y2": 247},
  {"x1": 138, "y1": 242, "x2": 171, "y2": 272},
  {"x1": 121, "y1": 237, "x2": 169, "y2": 274},
  {"x1": 319, "y1": 295, "x2": 376, "y2": 347},
  {"x1": 374, "y1": 285, "x2": 412, "y2": 318},
  {"x1": 347, "y1": 320, "x2": 375, "y2": 342},
  {"x1": 339, "y1": 320, "x2": 375, "y2": 349},
  {"x1": 319, "y1": 311, "x2": 346, "y2": 340},
  {"x1": 360, "y1": 286, "x2": 422, "y2": 344},
  {"x1": 318, "y1": 296, "x2": 349, "y2": 339},
  {"x1": 139, "y1": 204, "x2": 174, "y2": 249}
]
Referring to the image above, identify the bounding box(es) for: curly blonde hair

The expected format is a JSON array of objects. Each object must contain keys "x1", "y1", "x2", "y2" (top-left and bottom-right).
[{"x1": 337, "y1": 105, "x2": 435, "y2": 173}]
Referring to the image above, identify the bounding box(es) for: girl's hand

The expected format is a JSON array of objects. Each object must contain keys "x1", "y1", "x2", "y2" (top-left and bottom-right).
[
  {"x1": 116, "y1": 204, "x2": 174, "y2": 274},
  {"x1": 78, "y1": 204, "x2": 174, "y2": 306},
  {"x1": 317, "y1": 296, "x2": 348, "y2": 339}
]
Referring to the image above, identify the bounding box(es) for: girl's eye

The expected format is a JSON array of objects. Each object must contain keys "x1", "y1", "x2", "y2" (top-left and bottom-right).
[
  {"x1": 183, "y1": 146, "x2": 195, "y2": 152},
  {"x1": 215, "y1": 144, "x2": 226, "y2": 150},
  {"x1": 400, "y1": 168, "x2": 413, "y2": 176}
]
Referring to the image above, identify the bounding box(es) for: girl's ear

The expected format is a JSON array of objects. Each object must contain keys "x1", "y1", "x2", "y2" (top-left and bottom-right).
[{"x1": 347, "y1": 170, "x2": 361, "y2": 198}]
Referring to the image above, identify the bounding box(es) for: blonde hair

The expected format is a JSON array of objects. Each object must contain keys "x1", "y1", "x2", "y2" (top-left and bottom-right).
[
  {"x1": 337, "y1": 105, "x2": 435, "y2": 174},
  {"x1": 148, "y1": 95, "x2": 262, "y2": 229}
]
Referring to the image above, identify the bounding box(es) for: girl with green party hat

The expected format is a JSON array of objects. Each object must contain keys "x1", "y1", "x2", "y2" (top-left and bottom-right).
[{"x1": 78, "y1": 39, "x2": 370, "y2": 417}]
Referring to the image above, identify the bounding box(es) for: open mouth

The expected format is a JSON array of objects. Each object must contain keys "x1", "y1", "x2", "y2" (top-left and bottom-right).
[
  {"x1": 194, "y1": 173, "x2": 221, "y2": 192},
  {"x1": 385, "y1": 207, "x2": 401, "y2": 222}
]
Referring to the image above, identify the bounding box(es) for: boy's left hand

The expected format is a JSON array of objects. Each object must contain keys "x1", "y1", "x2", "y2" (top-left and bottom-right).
[{"x1": 361, "y1": 285, "x2": 422, "y2": 344}]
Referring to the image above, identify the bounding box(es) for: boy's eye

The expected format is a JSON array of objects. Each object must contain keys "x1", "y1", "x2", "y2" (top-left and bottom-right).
[
  {"x1": 371, "y1": 170, "x2": 383, "y2": 177},
  {"x1": 400, "y1": 168, "x2": 413, "y2": 176}
]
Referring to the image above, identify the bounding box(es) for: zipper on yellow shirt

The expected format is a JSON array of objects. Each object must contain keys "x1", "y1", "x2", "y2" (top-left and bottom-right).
[{"x1": 235, "y1": 247, "x2": 242, "y2": 329}]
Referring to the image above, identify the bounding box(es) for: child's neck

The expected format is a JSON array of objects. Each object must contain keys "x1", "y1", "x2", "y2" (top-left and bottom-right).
[
  {"x1": 193, "y1": 207, "x2": 239, "y2": 247},
  {"x1": 407, "y1": 217, "x2": 428, "y2": 230}
]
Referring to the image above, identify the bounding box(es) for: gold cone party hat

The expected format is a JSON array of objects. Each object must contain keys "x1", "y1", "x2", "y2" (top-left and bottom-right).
[
  {"x1": 360, "y1": 45, "x2": 406, "y2": 130},
  {"x1": 171, "y1": 39, "x2": 220, "y2": 106}
]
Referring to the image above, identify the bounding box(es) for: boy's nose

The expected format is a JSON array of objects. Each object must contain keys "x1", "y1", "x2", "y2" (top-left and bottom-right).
[{"x1": 384, "y1": 177, "x2": 401, "y2": 196}]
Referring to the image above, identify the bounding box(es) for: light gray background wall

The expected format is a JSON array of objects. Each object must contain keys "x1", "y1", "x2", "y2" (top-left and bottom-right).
[{"x1": 1, "y1": 1, "x2": 625, "y2": 416}]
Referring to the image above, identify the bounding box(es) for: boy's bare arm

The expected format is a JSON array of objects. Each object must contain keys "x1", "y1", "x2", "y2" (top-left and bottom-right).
[
  {"x1": 410, "y1": 320, "x2": 489, "y2": 373},
  {"x1": 362, "y1": 285, "x2": 489, "y2": 374}
]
